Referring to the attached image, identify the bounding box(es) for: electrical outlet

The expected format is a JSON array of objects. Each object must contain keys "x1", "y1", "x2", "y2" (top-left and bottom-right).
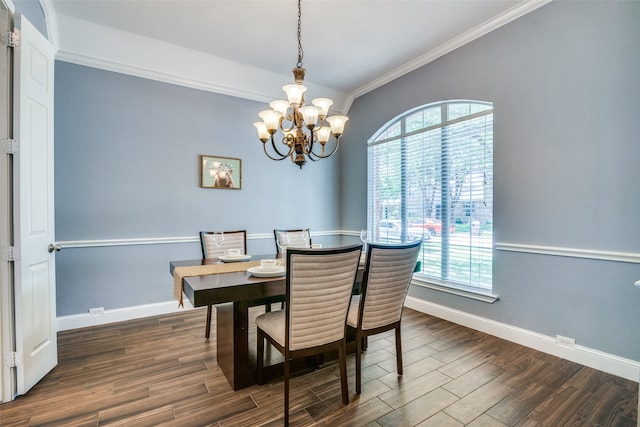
[
  {"x1": 556, "y1": 334, "x2": 575, "y2": 347},
  {"x1": 89, "y1": 307, "x2": 105, "y2": 316}
]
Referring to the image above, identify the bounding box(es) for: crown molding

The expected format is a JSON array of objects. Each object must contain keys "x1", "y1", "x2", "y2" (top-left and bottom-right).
[
  {"x1": 351, "y1": 0, "x2": 553, "y2": 99},
  {"x1": 51, "y1": 13, "x2": 350, "y2": 113},
  {"x1": 42, "y1": 0, "x2": 550, "y2": 113},
  {"x1": 55, "y1": 49, "x2": 278, "y2": 104}
]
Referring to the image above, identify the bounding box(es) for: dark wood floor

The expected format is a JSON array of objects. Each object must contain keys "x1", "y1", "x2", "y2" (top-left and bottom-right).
[{"x1": 0, "y1": 307, "x2": 637, "y2": 426}]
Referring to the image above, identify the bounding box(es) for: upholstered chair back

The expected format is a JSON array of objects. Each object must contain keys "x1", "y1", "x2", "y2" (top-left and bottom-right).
[
  {"x1": 286, "y1": 245, "x2": 361, "y2": 351},
  {"x1": 357, "y1": 241, "x2": 421, "y2": 331},
  {"x1": 274, "y1": 229, "x2": 312, "y2": 253},
  {"x1": 200, "y1": 230, "x2": 247, "y2": 259}
]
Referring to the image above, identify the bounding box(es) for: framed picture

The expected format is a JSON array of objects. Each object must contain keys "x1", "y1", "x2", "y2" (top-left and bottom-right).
[{"x1": 200, "y1": 155, "x2": 242, "y2": 189}]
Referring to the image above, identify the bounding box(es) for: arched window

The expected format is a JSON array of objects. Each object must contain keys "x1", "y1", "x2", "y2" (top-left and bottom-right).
[{"x1": 367, "y1": 100, "x2": 493, "y2": 293}]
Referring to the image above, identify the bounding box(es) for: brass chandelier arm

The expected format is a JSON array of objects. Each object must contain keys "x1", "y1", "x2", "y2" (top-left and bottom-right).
[
  {"x1": 307, "y1": 138, "x2": 341, "y2": 160},
  {"x1": 261, "y1": 133, "x2": 294, "y2": 161},
  {"x1": 298, "y1": 123, "x2": 340, "y2": 160},
  {"x1": 280, "y1": 120, "x2": 296, "y2": 134},
  {"x1": 271, "y1": 133, "x2": 294, "y2": 158},
  {"x1": 262, "y1": 141, "x2": 290, "y2": 161},
  {"x1": 294, "y1": 125, "x2": 340, "y2": 161},
  {"x1": 279, "y1": 110, "x2": 301, "y2": 134}
]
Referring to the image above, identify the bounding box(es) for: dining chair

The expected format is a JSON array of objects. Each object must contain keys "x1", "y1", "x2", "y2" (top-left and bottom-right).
[
  {"x1": 199, "y1": 230, "x2": 247, "y2": 339},
  {"x1": 256, "y1": 244, "x2": 362, "y2": 426},
  {"x1": 346, "y1": 239, "x2": 422, "y2": 394},
  {"x1": 199, "y1": 230, "x2": 247, "y2": 259},
  {"x1": 273, "y1": 228, "x2": 312, "y2": 254}
]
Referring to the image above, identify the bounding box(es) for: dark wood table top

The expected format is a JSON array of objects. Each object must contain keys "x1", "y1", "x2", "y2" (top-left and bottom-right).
[
  {"x1": 170, "y1": 255, "x2": 286, "y2": 307},
  {"x1": 169, "y1": 254, "x2": 277, "y2": 274}
]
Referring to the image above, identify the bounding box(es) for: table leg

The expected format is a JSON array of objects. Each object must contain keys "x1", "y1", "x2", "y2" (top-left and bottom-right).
[{"x1": 215, "y1": 301, "x2": 252, "y2": 390}]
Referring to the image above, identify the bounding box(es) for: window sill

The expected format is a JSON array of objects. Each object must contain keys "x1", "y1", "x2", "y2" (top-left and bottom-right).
[{"x1": 411, "y1": 278, "x2": 499, "y2": 303}]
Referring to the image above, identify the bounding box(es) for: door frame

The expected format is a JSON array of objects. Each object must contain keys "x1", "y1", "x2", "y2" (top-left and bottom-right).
[{"x1": 0, "y1": 0, "x2": 15, "y2": 403}]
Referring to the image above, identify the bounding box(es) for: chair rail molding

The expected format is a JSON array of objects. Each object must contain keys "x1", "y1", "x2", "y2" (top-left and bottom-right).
[
  {"x1": 55, "y1": 230, "x2": 346, "y2": 249},
  {"x1": 495, "y1": 242, "x2": 640, "y2": 264}
]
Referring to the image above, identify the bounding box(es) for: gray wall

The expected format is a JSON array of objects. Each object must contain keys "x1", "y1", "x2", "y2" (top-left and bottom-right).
[
  {"x1": 13, "y1": 0, "x2": 344, "y2": 318},
  {"x1": 54, "y1": 62, "x2": 342, "y2": 315},
  {"x1": 18, "y1": 0, "x2": 640, "y2": 363},
  {"x1": 341, "y1": 0, "x2": 640, "y2": 361}
]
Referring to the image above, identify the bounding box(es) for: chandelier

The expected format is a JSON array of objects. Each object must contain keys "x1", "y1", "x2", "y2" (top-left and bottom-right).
[{"x1": 253, "y1": 0, "x2": 348, "y2": 169}]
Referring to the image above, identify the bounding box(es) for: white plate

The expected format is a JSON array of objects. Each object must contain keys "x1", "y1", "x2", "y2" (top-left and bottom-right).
[
  {"x1": 247, "y1": 266, "x2": 286, "y2": 277},
  {"x1": 219, "y1": 254, "x2": 252, "y2": 262}
]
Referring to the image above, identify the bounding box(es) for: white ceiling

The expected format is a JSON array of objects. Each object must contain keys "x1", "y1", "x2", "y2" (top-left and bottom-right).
[{"x1": 45, "y1": 0, "x2": 547, "y2": 110}]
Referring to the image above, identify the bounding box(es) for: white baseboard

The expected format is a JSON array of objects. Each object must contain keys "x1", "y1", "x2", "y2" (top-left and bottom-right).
[
  {"x1": 56, "y1": 297, "x2": 639, "y2": 383},
  {"x1": 56, "y1": 300, "x2": 194, "y2": 331},
  {"x1": 404, "y1": 296, "x2": 640, "y2": 382}
]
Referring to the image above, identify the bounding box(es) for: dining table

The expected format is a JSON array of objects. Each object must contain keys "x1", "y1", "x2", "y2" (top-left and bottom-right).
[{"x1": 170, "y1": 253, "x2": 364, "y2": 391}]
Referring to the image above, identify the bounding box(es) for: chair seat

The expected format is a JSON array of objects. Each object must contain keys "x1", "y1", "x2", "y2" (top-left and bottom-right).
[{"x1": 255, "y1": 310, "x2": 286, "y2": 347}]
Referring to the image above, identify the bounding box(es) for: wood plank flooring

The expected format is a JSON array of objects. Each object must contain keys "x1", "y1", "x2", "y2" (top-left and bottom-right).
[{"x1": 0, "y1": 307, "x2": 637, "y2": 426}]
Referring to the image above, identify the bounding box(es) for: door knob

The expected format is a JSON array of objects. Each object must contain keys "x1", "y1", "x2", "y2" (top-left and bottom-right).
[{"x1": 47, "y1": 244, "x2": 61, "y2": 253}]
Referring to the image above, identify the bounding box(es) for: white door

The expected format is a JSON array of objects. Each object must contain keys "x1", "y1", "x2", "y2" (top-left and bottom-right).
[{"x1": 12, "y1": 13, "x2": 57, "y2": 395}]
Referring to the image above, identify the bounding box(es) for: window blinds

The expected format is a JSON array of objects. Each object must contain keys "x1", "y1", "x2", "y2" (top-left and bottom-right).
[{"x1": 368, "y1": 102, "x2": 493, "y2": 292}]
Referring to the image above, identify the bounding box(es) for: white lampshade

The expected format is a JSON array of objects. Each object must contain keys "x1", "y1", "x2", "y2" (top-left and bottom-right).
[
  {"x1": 316, "y1": 126, "x2": 332, "y2": 143},
  {"x1": 259, "y1": 109, "x2": 282, "y2": 132},
  {"x1": 326, "y1": 115, "x2": 349, "y2": 136},
  {"x1": 270, "y1": 100, "x2": 290, "y2": 116},
  {"x1": 283, "y1": 84, "x2": 307, "y2": 107},
  {"x1": 254, "y1": 122, "x2": 270, "y2": 140},
  {"x1": 312, "y1": 98, "x2": 333, "y2": 117},
  {"x1": 298, "y1": 105, "x2": 320, "y2": 128}
]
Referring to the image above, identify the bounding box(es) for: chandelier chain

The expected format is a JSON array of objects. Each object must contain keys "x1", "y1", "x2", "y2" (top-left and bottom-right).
[
  {"x1": 296, "y1": 0, "x2": 303, "y2": 68},
  {"x1": 254, "y1": 0, "x2": 348, "y2": 168}
]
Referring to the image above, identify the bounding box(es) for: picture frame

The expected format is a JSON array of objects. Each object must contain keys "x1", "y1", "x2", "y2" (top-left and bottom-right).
[{"x1": 200, "y1": 155, "x2": 242, "y2": 190}]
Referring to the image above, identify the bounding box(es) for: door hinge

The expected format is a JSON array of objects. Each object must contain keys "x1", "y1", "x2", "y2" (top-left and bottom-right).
[
  {"x1": 1, "y1": 138, "x2": 18, "y2": 154},
  {"x1": 1, "y1": 31, "x2": 19, "y2": 48},
  {"x1": 5, "y1": 352, "x2": 22, "y2": 368},
  {"x1": 3, "y1": 245, "x2": 19, "y2": 262}
]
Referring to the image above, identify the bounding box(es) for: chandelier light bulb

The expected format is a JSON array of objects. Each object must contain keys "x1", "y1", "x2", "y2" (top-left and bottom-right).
[
  {"x1": 270, "y1": 100, "x2": 290, "y2": 117},
  {"x1": 298, "y1": 105, "x2": 320, "y2": 128},
  {"x1": 316, "y1": 126, "x2": 332, "y2": 143},
  {"x1": 254, "y1": 122, "x2": 270, "y2": 141},
  {"x1": 283, "y1": 84, "x2": 307, "y2": 107},
  {"x1": 259, "y1": 109, "x2": 282, "y2": 132},
  {"x1": 312, "y1": 98, "x2": 333, "y2": 117},
  {"x1": 326, "y1": 115, "x2": 349, "y2": 136}
]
